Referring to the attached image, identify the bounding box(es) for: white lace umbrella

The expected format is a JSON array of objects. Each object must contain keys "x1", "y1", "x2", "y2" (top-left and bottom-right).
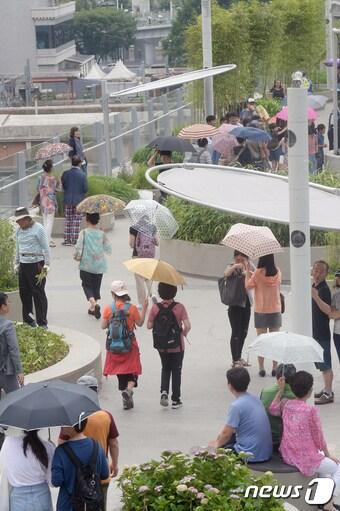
[
  {"x1": 248, "y1": 331, "x2": 324, "y2": 364},
  {"x1": 221, "y1": 223, "x2": 283, "y2": 259},
  {"x1": 124, "y1": 200, "x2": 179, "y2": 240}
]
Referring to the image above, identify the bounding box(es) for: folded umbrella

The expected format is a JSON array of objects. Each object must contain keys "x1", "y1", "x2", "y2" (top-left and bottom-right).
[
  {"x1": 124, "y1": 199, "x2": 178, "y2": 240},
  {"x1": 230, "y1": 126, "x2": 271, "y2": 143},
  {"x1": 148, "y1": 136, "x2": 194, "y2": 153},
  {"x1": 248, "y1": 331, "x2": 324, "y2": 364},
  {"x1": 123, "y1": 258, "x2": 186, "y2": 286},
  {"x1": 35, "y1": 143, "x2": 72, "y2": 161},
  {"x1": 77, "y1": 194, "x2": 125, "y2": 214},
  {"x1": 178, "y1": 124, "x2": 219, "y2": 139},
  {"x1": 276, "y1": 106, "x2": 317, "y2": 122},
  {"x1": 221, "y1": 223, "x2": 283, "y2": 259},
  {"x1": 0, "y1": 380, "x2": 100, "y2": 430}
]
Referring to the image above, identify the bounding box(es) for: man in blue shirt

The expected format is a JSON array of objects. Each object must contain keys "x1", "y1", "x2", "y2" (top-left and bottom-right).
[
  {"x1": 210, "y1": 367, "x2": 272, "y2": 462},
  {"x1": 14, "y1": 207, "x2": 50, "y2": 328}
]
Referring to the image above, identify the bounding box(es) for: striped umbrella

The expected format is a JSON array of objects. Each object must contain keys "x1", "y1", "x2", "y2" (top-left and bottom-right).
[
  {"x1": 178, "y1": 124, "x2": 220, "y2": 139},
  {"x1": 35, "y1": 143, "x2": 72, "y2": 161}
]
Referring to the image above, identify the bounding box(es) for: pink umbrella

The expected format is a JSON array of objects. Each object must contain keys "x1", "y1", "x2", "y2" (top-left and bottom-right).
[
  {"x1": 276, "y1": 106, "x2": 317, "y2": 122},
  {"x1": 212, "y1": 130, "x2": 238, "y2": 157},
  {"x1": 221, "y1": 223, "x2": 283, "y2": 259},
  {"x1": 35, "y1": 143, "x2": 72, "y2": 161}
]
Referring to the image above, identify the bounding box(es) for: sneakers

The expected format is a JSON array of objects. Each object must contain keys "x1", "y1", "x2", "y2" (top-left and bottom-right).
[
  {"x1": 315, "y1": 392, "x2": 334, "y2": 405},
  {"x1": 49, "y1": 240, "x2": 56, "y2": 247},
  {"x1": 62, "y1": 240, "x2": 72, "y2": 246},
  {"x1": 314, "y1": 389, "x2": 334, "y2": 399},
  {"x1": 259, "y1": 369, "x2": 266, "y2": 377},
  {"x1": 171, "y1": 400, "x2": 183, "y2": 409},
  {"x1": 94, "y1": 304, "x2": 101, "y2": 320},
  {"x1": 122, "y1": 389, "x2": 134, "y2": 410},
  {"x1": 160, "y1": 392, "x2": 169, "y2": 407}
]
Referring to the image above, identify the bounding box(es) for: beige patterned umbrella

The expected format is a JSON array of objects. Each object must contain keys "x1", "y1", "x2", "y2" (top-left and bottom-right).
[
  {"x1": 77, "y1": 195, "x2": 125, "y2": 214},
  {"x1": 178, "y1": 124, "x2": 219, "y2": 139},
  {"x1": 221, "y1": 223, "x2": 283, "y2": 259}
]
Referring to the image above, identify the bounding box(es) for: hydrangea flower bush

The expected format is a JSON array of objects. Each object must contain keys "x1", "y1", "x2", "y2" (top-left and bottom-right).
[{"x1": 118, "y1": 448, "x2": 284, "y2": 510}]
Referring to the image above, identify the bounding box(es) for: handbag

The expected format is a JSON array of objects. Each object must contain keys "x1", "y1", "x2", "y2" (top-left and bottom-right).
[
  {"x1": 32, "y1": 192, "x2": 40, "y2": 207},
  {"x1": 218, "y1": 272, "x2": 247, "y2": 307},
  {"x1": 280, "y1": 292, "x2": 285, "y2": 314},
  {"x1": 73, "y1": 230, "x2": 86, "y2": 262}
]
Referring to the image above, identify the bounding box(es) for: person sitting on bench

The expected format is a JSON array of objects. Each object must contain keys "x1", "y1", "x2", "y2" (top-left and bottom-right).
[{"x1": 209, "y1": 367, "x2": 272, "y2": 462}]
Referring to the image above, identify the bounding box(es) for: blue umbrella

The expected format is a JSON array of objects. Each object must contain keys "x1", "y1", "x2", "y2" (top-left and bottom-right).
[{"x1": 230, "y1": 127, "x2": 271, "y2": 142}]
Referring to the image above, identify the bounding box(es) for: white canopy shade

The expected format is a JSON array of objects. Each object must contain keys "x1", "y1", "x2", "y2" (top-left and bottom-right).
[
  {"x1": 105, "y1": 60, "x2": 137, "y2": 81},
  {"x1": 145, "y1": 164, "x2": 340, "y2": 232},
  {"x1": 110, "y1": 64, "x2": 236, "y2": 96},
  {"x1": 84, "y1": 62, "x2": 106, "y2": 80}
]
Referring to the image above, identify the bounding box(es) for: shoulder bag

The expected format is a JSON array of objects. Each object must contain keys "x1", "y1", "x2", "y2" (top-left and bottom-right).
[{"x1": 218, "y1": 272, "x2": 247, "y2": 307}]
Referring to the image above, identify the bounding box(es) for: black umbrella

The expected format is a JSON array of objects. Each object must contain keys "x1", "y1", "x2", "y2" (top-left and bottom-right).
[
  {"x1": 0, "y1": 380, "x2": 100, "y2": 430},
  {"x1": 148, "y1": 136, "x2": 194, "y2": 153}
]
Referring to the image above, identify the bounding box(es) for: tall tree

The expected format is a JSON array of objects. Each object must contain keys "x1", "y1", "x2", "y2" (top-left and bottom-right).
[{"x1": 73, "y1": 8, "x2": 136, "y2": 62}]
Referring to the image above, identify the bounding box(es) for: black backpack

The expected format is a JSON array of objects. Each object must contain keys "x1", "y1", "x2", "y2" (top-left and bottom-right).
[
  {"x1": 152, "y1": 302, "x2": 181, "y2": 350},
  {"x1": 61, "y1": 440, "x2": 104, "y2": 511}
]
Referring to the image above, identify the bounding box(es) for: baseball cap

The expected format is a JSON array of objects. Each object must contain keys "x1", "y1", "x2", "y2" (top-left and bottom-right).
[
  {"x1": 335, "y1": 269, "x2": 340, "y2": 277},
  {"x1": 247, "y1": 97, "x2": 255, "y2": 103},
  {"x1": 77, "y1": 375, "x2": 98, "y2": 390},
  {"x1": 111, "y1": 280, "x2": 129, "y2": 296}
]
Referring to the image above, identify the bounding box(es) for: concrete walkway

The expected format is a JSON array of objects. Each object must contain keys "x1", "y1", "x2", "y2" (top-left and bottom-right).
[{"x1": 46, "y1": 216, "x2": 340, "y2": 509}]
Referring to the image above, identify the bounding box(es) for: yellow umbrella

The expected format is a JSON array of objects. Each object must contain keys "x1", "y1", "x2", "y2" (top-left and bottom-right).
[
  {"x1": 76, "y1": 194, "x2": 125, "y2": 214},
  {"x1": 123, "y1": 258, "x2": 186, "y2": 287}
]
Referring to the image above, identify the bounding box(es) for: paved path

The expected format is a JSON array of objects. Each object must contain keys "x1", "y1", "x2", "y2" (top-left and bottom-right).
[{"x1": 45, "y1": 216, "x2": 340, "y2": 509}]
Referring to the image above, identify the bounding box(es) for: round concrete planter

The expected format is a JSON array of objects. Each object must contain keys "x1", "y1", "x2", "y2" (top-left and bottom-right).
[
  {"x1": 25, "y1": 325, "x2": 102, "y2": 385},
  {"x1": 6, "y1": 289, "x2": 21, "y2": 322},
  {"x1": 35, "y1": 212, "x2": 115, "y2": 238},
  {"x1": 160, "y1": 239, "x2": 328, "y2": 283}
]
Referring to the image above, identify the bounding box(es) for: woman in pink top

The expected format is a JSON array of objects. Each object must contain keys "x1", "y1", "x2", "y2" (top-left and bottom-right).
[
  {"x1": 308, "y1": 122, "x2": 318, "y2": 175},
  {"x1": 147, "y1": 282, "x2": 191, "y2": 410},
  {"x1": 246, "y1": 254, "x2": 281, "y2": 377},
  {"x1": 269, "y1": 371, "x2": 340, "y2": 511}
]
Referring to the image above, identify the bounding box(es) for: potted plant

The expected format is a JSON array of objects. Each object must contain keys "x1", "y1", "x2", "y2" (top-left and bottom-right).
[
  {"x1": 118, "y1": 448, "x2": 285, "y2": 511},
  {"x1": 0, "y1": 219, "x2": 20, "y2": 321}
]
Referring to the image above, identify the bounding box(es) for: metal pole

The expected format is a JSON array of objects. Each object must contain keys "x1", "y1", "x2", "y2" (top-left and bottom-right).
[
  {"x1": 25, "y1": 59, "x2": 32, "y2": 107},
  {"x1": 201, "y1": 0, "x2": 214, "y2": 116},
  {"x1": 326, "y1": 0, "x2": 333, "y2": 89},
  {"x1": 332, "y1": 28, "x2": 339, "y2": 154},
  {"x1": 288, "y1": 86, "x2": 312, "y2": 336},
  {"x1": 131, "y1": 107, "x2": 140, "y2": 153},
  {"x1": 101, "y1": 80, "x2": 112, "y2": 177}
]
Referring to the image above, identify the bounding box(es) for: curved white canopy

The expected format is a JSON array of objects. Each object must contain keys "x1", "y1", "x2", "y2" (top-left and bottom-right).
[
  {"x1": 84, "y1": 62, "x2": 106, "y2": 80},
  {"x1": 145, "y1": 164, "x2": 340, "y2": 231},
  {"x1": 110, "y1": 64, "x2": 236, "y2": 97},
  {"x1": 105, "y1": 60, "x2": 137, "y2": 81}
]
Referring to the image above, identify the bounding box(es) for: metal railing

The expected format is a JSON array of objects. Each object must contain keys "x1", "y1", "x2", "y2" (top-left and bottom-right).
[{"x1": 0, "y1": 88, "x2": 195, "y2": 218}]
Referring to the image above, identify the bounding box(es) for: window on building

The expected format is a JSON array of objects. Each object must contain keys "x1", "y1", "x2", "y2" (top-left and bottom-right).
[{"x1": 36, "y1": 20, "x2": 73, "y2": 49}]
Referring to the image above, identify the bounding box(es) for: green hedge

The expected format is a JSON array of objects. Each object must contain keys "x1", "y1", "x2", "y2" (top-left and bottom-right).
[
  {"x1": 0, "y1": 220, "x2": 18, "y2": 292},
  {"x1": 16, "y1": 323, "x2": 69, "y2": 374}
]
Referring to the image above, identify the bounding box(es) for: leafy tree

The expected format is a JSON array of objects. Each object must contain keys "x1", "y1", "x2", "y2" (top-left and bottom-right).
[
  {"x1": 76, "y1": 0, "x2": 97, "y2": 10},
  {"x1": 73, "y1": 8, "x2": 136, "y2": 61}
]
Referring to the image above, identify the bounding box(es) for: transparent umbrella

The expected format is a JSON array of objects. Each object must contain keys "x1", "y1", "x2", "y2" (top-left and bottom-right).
[{"x1": 124, "y1": 200, "x2": 178, "y2": 240}]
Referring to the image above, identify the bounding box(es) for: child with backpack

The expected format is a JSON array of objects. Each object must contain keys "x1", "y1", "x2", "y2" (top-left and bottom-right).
[
  {"x1": 52, "y1": 419, "x2": 109, "y2": 511},
  {"x1": 102, "y1": 280, "x2": 148, "y2": 410},
  {"x1": 147, "y1": 283, "x2": 191, "y2": 409},
  {"x1": 129, "y1": 217, "x2": 159, "y2": 307}
]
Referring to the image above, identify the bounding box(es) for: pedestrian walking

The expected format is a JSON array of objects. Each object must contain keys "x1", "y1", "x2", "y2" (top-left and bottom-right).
[
  {"x1": 245, "y1": 254, "x2": 282, "y2": 377},
  {"x1": 240, "y1": 98, "x2": 256, "y2": 125},
  {"x1": 129, "y1": 217, "x2": 158, "y2": 307},
  {"x1": 196, "y1": 138, "x2": 212, "y2": 164},
  {"x1": 316, "y1": 123, "x2": 327, "y2": 172},
  {"x1": 308, "y1": 122, "x2": 318, "y2": 175},
  {"x1": 269, "y1": 371, "x2": 340, "y2": 511},
  {"x1": 1, "y1": 430, "x2": 55, "y2": 511},
  {"x1": 147, "y1": 282, "x2": 191, "y2": 409},
  {"x1": 61, "y1": 155, "x2": 88, "y2": 246},
  {"x1": 270, "y1": 80, "x2": 285, "y2": 101},
  {"x1": 102, "y1": 281, "x2": 148, "y2": 410},
  {"x1": 14, "y1": 207, "x2": 50, "y2": 328},
  {"x1": 52, "y1": 420, "x2": 109, "y2": 511},
  {"x1": 223, "y1": 251, "x2": 253, "y2": 368},
  {"x1": 38, "y1": 159, "x2": 61, "y2": 247},
  {"x1": 329, "y1": 269, "x2": 340, "y2": 374},
  {"x1": 68, "y1": 126, "x2": 87, "y2": 174},
  {"x1": 311, "y1": 260, "x2": 334, "y2": 405},
  {"x1": 58, "y1": 375, "x2": 119, "y2": 510},
  {"x1": 74, "y1": 213, "x2": 111, "y2": 319},
  {"x1": 0, "y1": 292, "x2": 24, "y2": 395}
]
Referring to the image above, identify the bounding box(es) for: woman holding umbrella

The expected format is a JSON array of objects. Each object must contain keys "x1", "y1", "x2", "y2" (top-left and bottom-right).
[
  {"x1": 37, "y1": 159, "x2": 61, "y2": 247},
  {"x1": 246, "y1": 254, "x2": 282, "y2": 377}
]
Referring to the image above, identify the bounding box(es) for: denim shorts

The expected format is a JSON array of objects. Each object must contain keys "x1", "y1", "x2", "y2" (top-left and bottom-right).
[
  {"x1": 315, "y1": 338, "x2": 332, "y2": 371},
  {"x1": 10, "y1": 482, "x2": 52, "y2": 511}
]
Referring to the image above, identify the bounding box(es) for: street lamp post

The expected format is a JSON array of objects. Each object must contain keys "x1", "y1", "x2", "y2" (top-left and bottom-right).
[
  {"x1": 101, "y1": 80, "x2": 112, "y2": 177},
  {"x1": 332, "y1": 28, "x2": 340, "y2": 154},
  {"x1": 201, "y1": 0, "x2": 214, "y2": 116}
]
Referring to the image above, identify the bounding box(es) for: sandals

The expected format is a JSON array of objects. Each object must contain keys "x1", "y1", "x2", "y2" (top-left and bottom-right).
[{"x1": 232, "y1": 359, "x2": 251, "y2": 368}]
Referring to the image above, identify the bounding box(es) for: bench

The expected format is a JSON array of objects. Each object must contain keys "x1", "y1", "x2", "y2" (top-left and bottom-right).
[{"x1": 250, "y1": 453, "x2": 314, "y2": 510}]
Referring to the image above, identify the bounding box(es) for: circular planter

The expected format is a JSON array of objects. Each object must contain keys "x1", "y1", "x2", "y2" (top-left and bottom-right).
[
  {"x1": 25, "y1": 325, "x2": 102, "y2": 385},
  {"x1": 35, "y1": 212, "x2": 115, "y2": 238},
  {"x1": 160, "y1": 239, "x2": 328, "y2": 283},
  {"x1": 6, "y1": 289, "x2": 21, "y2": 322}
]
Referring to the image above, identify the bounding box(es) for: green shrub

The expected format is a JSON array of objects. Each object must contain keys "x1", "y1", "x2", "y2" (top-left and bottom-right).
[
  {"x1": 165, "y1": 196, "x2": 326, "y2": 247},
  {"x1": 16, "y1": 323, "x2": 69, "y2": 374},
  {"x1": 310, "y1": 171, "x2": 340, "y2": 188},
  {"x1": 256, "y1": 98, "x2": 282, "y2": 117},
  {"x1": 118, "y1": 449, "x2": 284, "y2": 511},
  {"x1": 0, "y1": 220, "x2": 18, "y2": 292},
  {"x1": 87, "y1": 176, "x2": 138, "y2": 203},
  {"x1": 132, "y1": 146, "x2": 153, "y2": 164}
]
